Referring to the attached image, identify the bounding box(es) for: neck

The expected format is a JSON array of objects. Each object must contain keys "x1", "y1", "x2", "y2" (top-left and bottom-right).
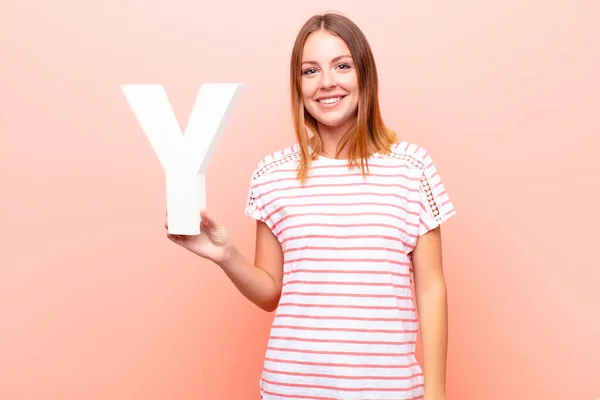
[{"x1": 315, "y1": 118, "x2": 355, "y2": 159}]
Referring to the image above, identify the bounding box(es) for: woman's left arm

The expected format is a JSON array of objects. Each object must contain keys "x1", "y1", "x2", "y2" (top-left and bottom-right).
[{"x1": 412, "y1": 225, "x2": 448, "y2": 400}]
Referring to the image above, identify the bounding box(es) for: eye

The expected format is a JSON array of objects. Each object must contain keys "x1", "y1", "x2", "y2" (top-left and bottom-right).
[
  {"x1": 302, "y1": 67, "x2": 317, "y2": 75},
  {"x1": 337, "y1": 63, "x2": 352, "y2": 70}
]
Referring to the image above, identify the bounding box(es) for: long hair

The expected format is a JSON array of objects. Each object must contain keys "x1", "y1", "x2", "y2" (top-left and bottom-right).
[{"x1": 290, "y1": 12, "x2": 398, "y2": 184}]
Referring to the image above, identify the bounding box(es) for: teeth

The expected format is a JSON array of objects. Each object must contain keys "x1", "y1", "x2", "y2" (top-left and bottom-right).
[{"x1": 319, "y1": 97, "x2": 341, "y2": 104}]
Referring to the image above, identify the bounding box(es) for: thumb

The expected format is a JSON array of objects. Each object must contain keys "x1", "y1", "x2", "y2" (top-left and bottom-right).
[{"x1": 200, "y1": 209, "x2": 220, "y2": 229}]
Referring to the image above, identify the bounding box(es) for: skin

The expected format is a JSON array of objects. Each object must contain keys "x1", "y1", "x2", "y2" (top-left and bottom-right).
[
  {"x1": 300, "y1": 30, "x2": 360, "y2": 158},
  {"x1": 165, "y1": 29, "x2": 448, "y2": 400},
  {"x1": 412, "y1": 226, "x2": 448, "y2": 400}
]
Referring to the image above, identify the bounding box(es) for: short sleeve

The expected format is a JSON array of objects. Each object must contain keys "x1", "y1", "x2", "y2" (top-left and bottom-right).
[
  {"x1": 244, "y1": 175, "x2": 265, "y2": 222},
  {"x1": 418, "y1": 152, "x2": 456, "y2": 236}
]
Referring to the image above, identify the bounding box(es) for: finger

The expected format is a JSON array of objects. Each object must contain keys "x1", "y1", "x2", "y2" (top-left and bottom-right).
[{"x1": 167, "y1": 233, "x2": 184, "y2": 243}]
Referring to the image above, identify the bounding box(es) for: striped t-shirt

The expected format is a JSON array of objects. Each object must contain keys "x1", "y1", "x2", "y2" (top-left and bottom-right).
[{"x1": 244, "y1": 140, "x2": 456, "y2": 400}]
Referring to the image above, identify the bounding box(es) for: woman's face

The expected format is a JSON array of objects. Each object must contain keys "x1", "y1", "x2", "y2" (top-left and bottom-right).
[{"x1": 300, "y1": 30, "x2": 359, "y2": 132}]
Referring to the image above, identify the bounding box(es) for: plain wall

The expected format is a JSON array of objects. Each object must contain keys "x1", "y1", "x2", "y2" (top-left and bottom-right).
[{"x1": 1, "y1": 1, "x2": 599, "y2": 399}]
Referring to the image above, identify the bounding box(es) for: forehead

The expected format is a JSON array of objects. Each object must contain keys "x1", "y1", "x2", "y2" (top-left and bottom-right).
[{"x1": 302, "y1": 30, "x2": 351, "y2": 61}]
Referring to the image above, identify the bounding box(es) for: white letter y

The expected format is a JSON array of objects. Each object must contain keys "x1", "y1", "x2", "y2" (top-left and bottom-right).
[{"x1": 121, "y1": 83, "x2": 243, "y2": 235}]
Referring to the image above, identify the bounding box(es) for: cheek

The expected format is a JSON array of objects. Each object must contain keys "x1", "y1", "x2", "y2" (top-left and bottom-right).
[
  {"x1": 338, "y1": 73, "x2": 359, "y2": 92},
  {"x1": 301, "y1": 79, "x2": 317, "y2": 99}
]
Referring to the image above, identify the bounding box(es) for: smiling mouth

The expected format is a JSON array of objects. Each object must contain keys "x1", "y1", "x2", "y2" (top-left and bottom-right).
[{"x1": 317, "y1": 96, "x2": 345, "y2": 105}]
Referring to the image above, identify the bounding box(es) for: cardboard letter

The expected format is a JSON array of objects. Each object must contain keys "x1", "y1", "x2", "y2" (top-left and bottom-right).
[{"x1": 121, "y1": 83, "x2": 243, "y2": 235}]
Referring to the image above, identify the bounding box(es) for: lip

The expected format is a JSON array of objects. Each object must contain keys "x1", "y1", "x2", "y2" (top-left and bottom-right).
[
  {"x1": 315, "y1": 94, "x2": 347, "y2": 101},
  {"x1": 314, "y1": 95, "x2": 346, "y2": 109}
]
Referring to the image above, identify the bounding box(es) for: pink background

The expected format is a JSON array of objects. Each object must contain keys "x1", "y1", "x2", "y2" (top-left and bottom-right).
[{"x1": 1, "y1": 1, "x2": 599, "y2": 399}]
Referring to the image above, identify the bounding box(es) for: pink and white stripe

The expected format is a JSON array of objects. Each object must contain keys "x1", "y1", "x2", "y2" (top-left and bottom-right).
[{"x1": 245, "y1": 141, "x2": 456, "y2": 400}]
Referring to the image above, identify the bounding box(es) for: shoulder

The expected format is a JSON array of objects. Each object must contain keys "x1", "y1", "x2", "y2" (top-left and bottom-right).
[
  {"x1": 250, "y1": 143, "x2": 302, "y2": 181},
  {"x1": 389, "y1": 140, "x2": 453, "y2": 208},
  {"x1": 387, "y1": 140, "x2": 434, "y2": 170}
]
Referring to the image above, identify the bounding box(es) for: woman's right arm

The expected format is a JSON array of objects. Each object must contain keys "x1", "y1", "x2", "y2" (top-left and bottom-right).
[
  {"x1": 217, "y1": 220, "x2": 284, "y2": 312},
  {"x1": 167, "y1": 210, "x2": 284, "y2": 311}
]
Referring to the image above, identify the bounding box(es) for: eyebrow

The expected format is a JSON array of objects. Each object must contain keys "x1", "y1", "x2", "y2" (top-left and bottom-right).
[{"x1": 301, "y1": 54, "x2": 353, "y2": 65}]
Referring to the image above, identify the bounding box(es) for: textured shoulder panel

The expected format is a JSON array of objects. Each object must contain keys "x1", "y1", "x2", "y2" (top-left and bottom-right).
[
  {"x1": 387, "y1": 140, "x2": 430, "y2": 170},
  {"x1": 251, "y1": 143, "x2": 302, "y2": 180},
  {"x1": 390, "y1": 141, "x2": 455, "y2": 226}
]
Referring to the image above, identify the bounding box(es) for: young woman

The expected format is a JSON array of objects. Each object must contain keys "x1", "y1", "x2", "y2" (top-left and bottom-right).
[{"x1": 166, "y1": 12, "x2": 456, "y2": 400}]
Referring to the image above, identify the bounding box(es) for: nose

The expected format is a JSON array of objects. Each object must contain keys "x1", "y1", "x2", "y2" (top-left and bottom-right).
[{"x1": 319, "y1": 69, "x2": 336, "y2": 89}]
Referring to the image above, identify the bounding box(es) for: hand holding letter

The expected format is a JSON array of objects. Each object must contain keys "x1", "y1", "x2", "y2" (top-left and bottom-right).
[{"x1": 165, "y1": 209, "x2": 232, "y2": 264}]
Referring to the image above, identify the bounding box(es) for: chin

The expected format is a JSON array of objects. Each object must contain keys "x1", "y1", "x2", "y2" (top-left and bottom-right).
[
  {"x1": 315, "y1": 110, "x2": 355, "y2": 128},
  {"x1": 306, "y1": 109, "x2": 348, "y2": 127},
  {"x1": 318, "y1": 117, "x2": 348, "y2": 128}
]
